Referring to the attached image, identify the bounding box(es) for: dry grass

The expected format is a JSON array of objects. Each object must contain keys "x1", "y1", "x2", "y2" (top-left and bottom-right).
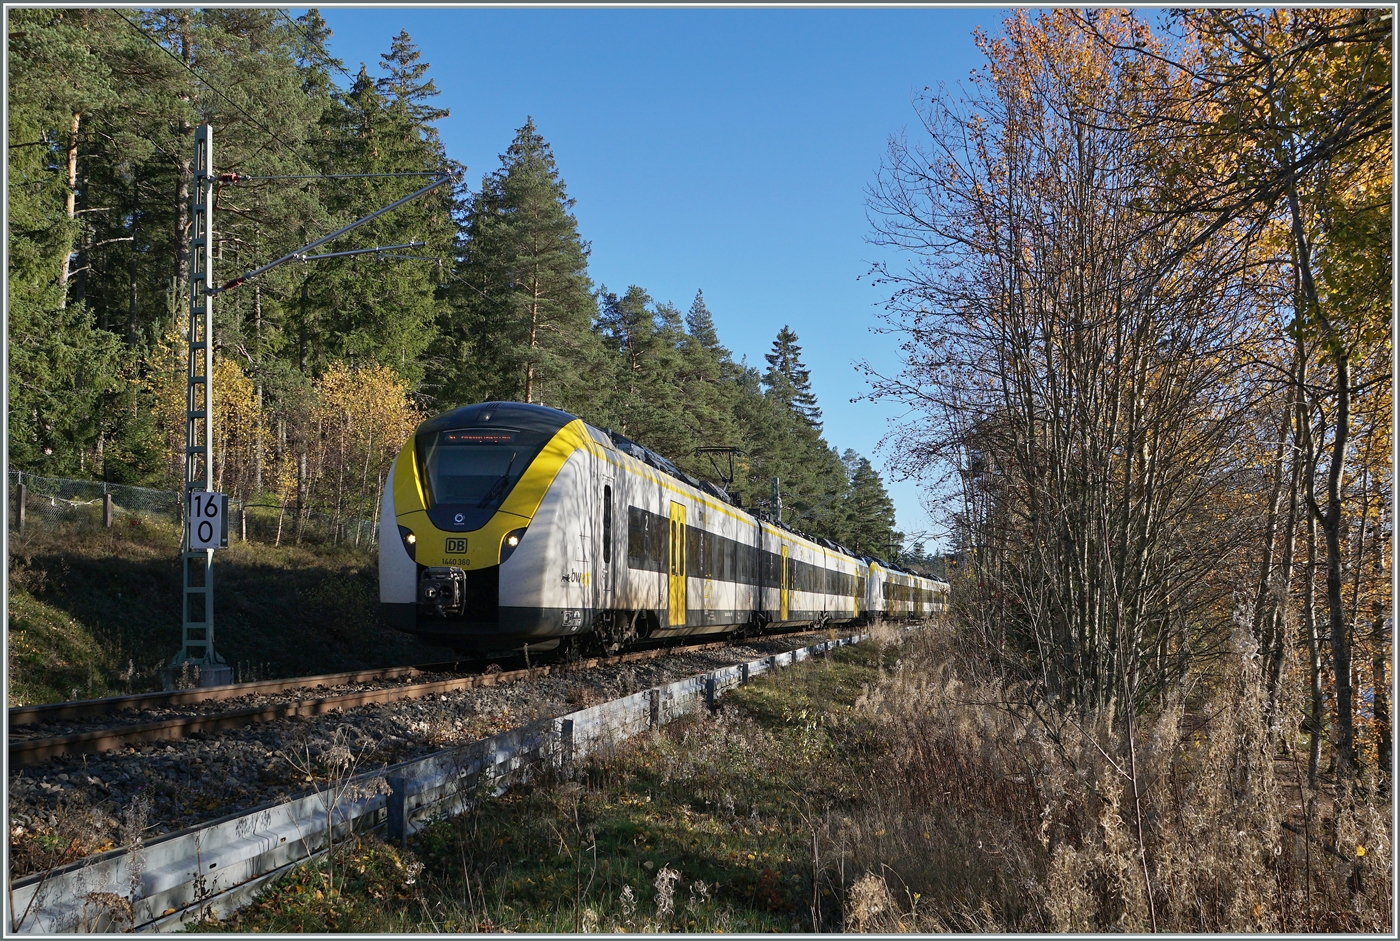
[{"x1": 835, "y1": 620, "x2": 1393, "y2": 932}]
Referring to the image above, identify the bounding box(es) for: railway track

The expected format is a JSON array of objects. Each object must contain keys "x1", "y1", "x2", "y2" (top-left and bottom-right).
[
  {"x1": 7, "y1": 638, "x2": 741, "y2": 768},
  {"x1": 7, "y1": 626, "x2": 852, "y2": 886}
]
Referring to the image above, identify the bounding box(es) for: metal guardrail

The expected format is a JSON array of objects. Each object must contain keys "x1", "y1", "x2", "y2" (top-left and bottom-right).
[{"x1": 7, "y1": 634, "x2": 865, "y2": 933}]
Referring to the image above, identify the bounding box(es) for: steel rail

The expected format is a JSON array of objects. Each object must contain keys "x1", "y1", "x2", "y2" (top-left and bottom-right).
[
  {"x1": 7, "y1": 640, "x2": 744, "y2": 767},
  {"x1": 7, "y1": 661, "x2": 466, "y2": 726}
]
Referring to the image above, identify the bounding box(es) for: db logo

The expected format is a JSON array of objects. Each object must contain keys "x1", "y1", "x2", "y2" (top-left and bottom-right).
[{"x1": 445, "y1": 538, "x2": 468, "y2": 553}]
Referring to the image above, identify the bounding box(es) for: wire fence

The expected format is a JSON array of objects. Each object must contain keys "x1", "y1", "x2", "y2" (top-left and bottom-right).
[{"x1": 7, "y1": 471, "x2": 379, "y2": 548}]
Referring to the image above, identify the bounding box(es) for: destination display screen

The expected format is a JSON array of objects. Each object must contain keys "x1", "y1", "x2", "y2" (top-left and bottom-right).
[{"x1": 440, "y1": 430, "x2": 517, "y2": 445}]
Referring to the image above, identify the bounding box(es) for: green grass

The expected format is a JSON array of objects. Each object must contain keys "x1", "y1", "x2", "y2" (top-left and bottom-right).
[
  {"x1": 6, "y1": 517, "x2": 445, "y2": 705},
  {"x1": 6, "y1": 588, "x2": 121, "y2": 705},
  {"x1": 202, "y1": 640, "x2": 903, "y2": 933}
]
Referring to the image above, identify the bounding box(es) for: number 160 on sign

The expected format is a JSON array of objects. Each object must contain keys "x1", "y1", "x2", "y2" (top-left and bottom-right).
[{"x1": 189, "y1": 491, "x2": 228, "y2": 549}]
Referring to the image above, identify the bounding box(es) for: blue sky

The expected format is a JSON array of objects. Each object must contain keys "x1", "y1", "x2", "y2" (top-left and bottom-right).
[{"x1": 307, "y1": 5, "x2": 1008, "y2": 549}]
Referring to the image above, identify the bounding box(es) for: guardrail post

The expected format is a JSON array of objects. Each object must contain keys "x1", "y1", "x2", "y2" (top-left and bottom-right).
[
  {"x1": 741, "y1": 662, "x2": 750, "y2": 686},
  {"x1": 15, "y1": 480, "x2": 26, "y2": 533},
  {"x1": 559, "y1": 718, "x2": 574, "y2": 770},
  {"x1": 705, "y1": 674, "x2": 717, "y2": 712},
  {"x1": 648, "y1": 689, "x2": 660, "y2": 729},
  {"x1": 386, "y1": 774, "x2": 408, "y2": 848},
  {"x1": 102, "y1": 490, "x2": 113, "y2": 528}
]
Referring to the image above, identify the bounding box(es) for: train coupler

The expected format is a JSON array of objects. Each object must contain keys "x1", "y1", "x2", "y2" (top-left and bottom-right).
[{"x1": 418, "y1": 566, "x2": 466, "y2": 617}]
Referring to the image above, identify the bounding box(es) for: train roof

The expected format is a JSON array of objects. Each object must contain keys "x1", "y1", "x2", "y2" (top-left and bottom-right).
[
  {"x1": 603, "y1": 432, "x2": 738, "y2": 507},
  {"x1": 420, "y1": 402, "x2": 741, "y2": 506},
  {"x1": 421, "y1": 405, "x2": 943, "y2": 583},
  {"x1": 418, "y1": 401, "x2": 577, "y2": 439}
]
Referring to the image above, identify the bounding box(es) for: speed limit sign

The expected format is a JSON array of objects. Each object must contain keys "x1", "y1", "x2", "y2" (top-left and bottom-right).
[{"x1": 188, "y1": 491, "x2": 228, "y2": 549}]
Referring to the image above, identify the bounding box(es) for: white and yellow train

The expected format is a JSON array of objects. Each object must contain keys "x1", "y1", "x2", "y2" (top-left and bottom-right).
[{"x1": 379, "y1": 401, "x2": 947, "y2": 655}]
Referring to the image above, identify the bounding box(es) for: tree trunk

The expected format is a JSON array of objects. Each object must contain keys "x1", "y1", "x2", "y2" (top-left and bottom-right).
[
  {"x1": 1266, "y1": 399, "x2": 1303, "y2": 735},
  {"x1": 127, "y1": 175, "x2": 140, "y2": 346},
  {"x1": 1305, "y1": 506, "x2": 1324, "y2": 788},
  {"x1": 1295, "y1": 340, "x2": 1325, "y2": 789},
  {"x1": 1372, "y1": 607, "x2": 1391, "y2": 777},
  {"x1": 526, "y1": 272, "x2": 541, "y2": 403},
  {"x1": 1288, "y1": 180, "x2": 1354, "y2": 781},
  {"x1": 355, "y1": 429, "x2": 374, "y2": 547},
  {"x1": 1252, "y1": 402, "x2": 1290, "y2": 651},
  {"x1": 254, "y1": 286, "x2": 264, "y2": 494},
  {"x1": 371, "y1": 470, "x2": 383, "y2": 546},
  {"x1": 58, "y1": 111, "x2": 81, "y2": 308},
  {"x1": 1321, "y1": 351, "x2": 1354, "y2": 778},
  {"x1": 254, "y1": 384, "x2": 264, "y2": 495},
  {"x1": 296, "y1": 447, "x2": 308, "y2": 543}
]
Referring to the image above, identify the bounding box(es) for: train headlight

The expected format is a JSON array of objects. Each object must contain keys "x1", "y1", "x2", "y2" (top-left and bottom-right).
[
  {"x1": 500, "y1": 528, "x2": 527, "y2": 564},
  {"x1": 398, "y1": 525, "x2": 417, "y2": 561}
]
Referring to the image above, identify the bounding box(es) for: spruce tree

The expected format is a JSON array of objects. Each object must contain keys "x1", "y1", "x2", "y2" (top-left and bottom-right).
[
  {"x1": 837, "y1": 450, "x2": 901, "y2": 557},
  {"x1": 296, "y1": 53, "x2": 456, "y2": 384},
  {"x1": 6, "y1": 8, "x2": 125, "y2": 475},
  {"x1": 594, "y1": 286, "x2": 691, "y2": 457},
  {"x1": 763, "y1": 325, "x2": 822, "y2": 429},
  {"x1": 440, "y1": 118, "x2": 603, "y2": 413},
  {"x1": 376, "y1": 30, "x2": 450, "y2": 128},
  {"x1": 728, "y1": 327, "x2": 847, "y2": 534},
  {"x1": 685, "y1": 290, "x2": 721, "y2": 349},
  {"x1": 671, "y1": 290, "x2": 741, "y2": 479}
]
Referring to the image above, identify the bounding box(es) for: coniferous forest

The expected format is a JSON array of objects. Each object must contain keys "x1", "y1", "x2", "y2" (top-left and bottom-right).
[{"x1": 6, "y1": 8, "x2": 903, "y2": 558}]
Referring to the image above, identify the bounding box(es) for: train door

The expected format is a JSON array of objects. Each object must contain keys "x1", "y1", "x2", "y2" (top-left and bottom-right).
[
  {"x1": 669, "y1": 501, "x2": 686, "y2": 628},
  {"x1": 599, "y1": 478, "x2": 615, "y2": 601},
  {"x1": 780, "y1": 544, "x2": 790, "y2": 621}
]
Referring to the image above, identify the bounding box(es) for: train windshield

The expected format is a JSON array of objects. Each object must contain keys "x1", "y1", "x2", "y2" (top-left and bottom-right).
[{"x1": 417, "y1": 427, "x2": 555, "y2": 512}]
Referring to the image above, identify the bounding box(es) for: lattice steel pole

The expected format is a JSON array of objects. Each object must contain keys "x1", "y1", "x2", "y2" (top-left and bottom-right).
[{"x1": 175, "y1": 124, "x2": 228, "y2": 683}]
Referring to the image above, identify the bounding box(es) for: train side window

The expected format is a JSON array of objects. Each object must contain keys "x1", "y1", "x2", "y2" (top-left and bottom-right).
[
  {"x1": 602, "y1": 485, "x2": 612, "y2": 564},
  {"x1": 628, "y1": 506, "x2": 667, "y2": 572},
  {"x1": 628, "y1": 506, "x2": 646, "y2": 568},
  {"x1": 687, "y1": 525, "x2": 704, "y2": 577}
]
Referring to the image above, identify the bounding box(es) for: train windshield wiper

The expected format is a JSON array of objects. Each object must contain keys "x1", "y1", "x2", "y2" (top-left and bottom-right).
[{"x1": 477, "y1": 451, "x2": 518, "y2": 508}]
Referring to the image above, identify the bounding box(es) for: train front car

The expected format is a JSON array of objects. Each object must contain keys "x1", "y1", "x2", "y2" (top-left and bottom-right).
[{"x1": 379, "y1": 402, "x2": 603, "y2": 655}]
